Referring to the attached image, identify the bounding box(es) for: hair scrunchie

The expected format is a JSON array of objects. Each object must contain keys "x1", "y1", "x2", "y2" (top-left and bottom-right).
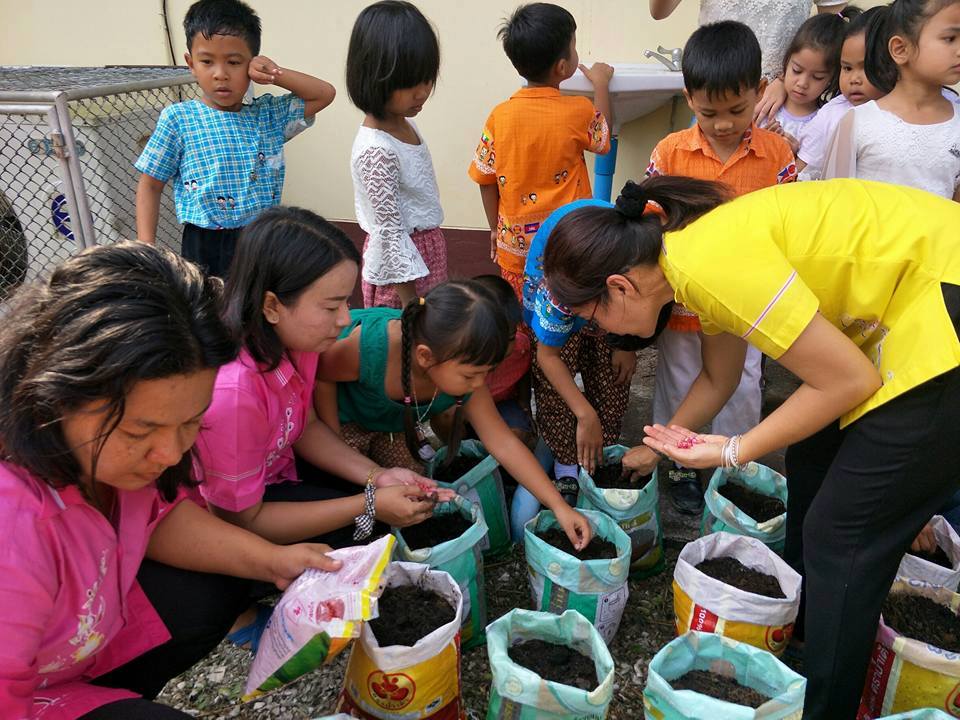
[{"x1": 615, "y1": 180, "x2": 649, "y2": 219}]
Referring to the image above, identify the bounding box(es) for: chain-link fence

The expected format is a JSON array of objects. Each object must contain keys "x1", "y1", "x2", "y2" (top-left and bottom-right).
[{"x1": 0, "y1": 66, "x2": 201, "y2": 296}]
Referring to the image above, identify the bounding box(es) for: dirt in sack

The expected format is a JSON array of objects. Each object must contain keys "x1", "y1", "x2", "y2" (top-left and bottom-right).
[
  {"x1": 670, "y1": 669, "x2": 771, "y2": 708},
  {"x1": 695, "y1": 556, "x2": 785, "y2": 599},
  {"x1": 432, "y1": 455, "x2": 483, "y2": 483},
  {"x1": 368, "y1": 586, "x2": 455, "y2": 647},
  {"x1": 591, "y1": 462, "x2": 652, "y2": 490},
  {"x1": 507, "y1": 639, "x2": 598, "y2": 690},
  {"x1": 907, "y1": 545, "x2": 953, "y2": 569},
  {"x1": 399, "y1": 513, "x2": 473, "y2": 551},
  {"x1": 718, "y1": 481, "x2": 786, "y2": 523},
  {"x1": 882, "y1": 591, "x2": 960, "y2": 652},
  {"x1": 535, "y1": 527, "x2": 618, "y2": 561}
]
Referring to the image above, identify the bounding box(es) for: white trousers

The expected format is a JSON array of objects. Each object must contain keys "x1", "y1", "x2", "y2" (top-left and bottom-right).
[{"x1": 652, "y1": 327, "x2": 762, "y2": 437}]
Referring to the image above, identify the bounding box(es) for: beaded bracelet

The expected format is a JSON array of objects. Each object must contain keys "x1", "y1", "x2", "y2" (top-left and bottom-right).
[{"x1": 720, "y1": 434, "x2": 745, "y2": 471}]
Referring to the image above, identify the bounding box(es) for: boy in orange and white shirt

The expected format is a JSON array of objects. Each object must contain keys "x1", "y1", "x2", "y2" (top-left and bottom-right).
[
  {"x1": 468, "y1": 2, "x2": 612, "y2": 301},
  {"x1": 642, "y1": 20, "x2": 797, "y2": 515}
]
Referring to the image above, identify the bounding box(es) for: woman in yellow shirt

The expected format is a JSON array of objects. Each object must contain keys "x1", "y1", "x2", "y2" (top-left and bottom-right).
[{"x1": 542, "y1": 176, "x2": 960, "y2": 720}]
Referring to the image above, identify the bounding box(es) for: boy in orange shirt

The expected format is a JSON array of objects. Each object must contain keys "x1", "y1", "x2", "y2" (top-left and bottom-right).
[
  {"x1": 468, "y1": 2, "x2": 613, "y2": 300},
  {"x1": 641, "y1": 20, "x2": 797, "y2": 515}
]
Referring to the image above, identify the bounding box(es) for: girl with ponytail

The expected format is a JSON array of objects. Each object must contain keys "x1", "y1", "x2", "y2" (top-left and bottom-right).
[
  {"x1": 318, "y1": 279, "x2": 595, "y2": 550},
  {"x1": 543, "y1": 175, "x2": 960, "y2": 718}
]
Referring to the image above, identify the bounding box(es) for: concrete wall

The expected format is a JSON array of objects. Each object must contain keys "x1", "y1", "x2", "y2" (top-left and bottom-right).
[{"x1": 2, "y1": 0, "x2": 885, "y2": 229}]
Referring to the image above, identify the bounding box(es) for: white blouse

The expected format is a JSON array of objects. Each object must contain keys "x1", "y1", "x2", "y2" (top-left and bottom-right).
[
  {"x1": 350, "y1": 123, "x2": 444, "y2": 286},
  {"x1": 697, "y1": 0, "x2": 847, "y2": 80}
]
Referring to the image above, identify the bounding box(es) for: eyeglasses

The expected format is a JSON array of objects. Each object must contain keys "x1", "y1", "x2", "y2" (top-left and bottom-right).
[
  {"x1": 582, "y1": 297, "x2": 603, "y2": 337},
  {"x1": 602, "y1": 300, "x2": 675, "y2": 351}
]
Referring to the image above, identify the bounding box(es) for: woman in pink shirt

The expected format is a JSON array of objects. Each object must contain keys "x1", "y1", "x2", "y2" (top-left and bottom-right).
[
  {"x1": 0, "y1": 243, "x2": 341, "y2": 720},
  {"x1": 196, "y1": 206, "x2": 448, "y2": 550}
]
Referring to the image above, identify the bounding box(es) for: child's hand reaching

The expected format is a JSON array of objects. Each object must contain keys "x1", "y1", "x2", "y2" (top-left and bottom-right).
[
  {"x1": 249, "y1": 55, "x2": 282, "y2": 85},
  {"x1": 555, "y1": 505, "x2": 594, "y2": 551},
  {"x1": 580, "y1": 62, "x2": 614, "y2": 88}
]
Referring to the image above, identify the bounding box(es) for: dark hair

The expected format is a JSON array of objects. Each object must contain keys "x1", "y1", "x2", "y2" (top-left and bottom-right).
[
  {"x1": 543, "y1": 177, "x2": 732, "y2": 310},
  {"x1": 223, "y1": 206, "x2": 360, "y2": 370},
  {"x1": 498, "y1": 3, "x2": 576, "y2": 83},
  {"x1": 846, "y1": 4, "x2": 883, "y2": 40},
  {"x1": 472, "y1": 274, "x2": 521, "y2": 329},
  {"x1": 0, "y1": 243, "x2": 236, "y2": 502},
  {"x1": 183, "y1": 0, "x2": 261, "y2": 55},
  {"x1": 683, "y1": 21, "x2": 762, "y2": 100},
  {"x1": 346, "y1": 1, "x2": 440, "y2": 120},
  {"x1": 400, "y1": 281, "x2": 511, "y2": 467},
  {"x1": 866, "y1": 0, "x2": 960, "y2": 93},
  {"x1": 782, "y1": 7, "x2": 862, "y2": 105}
]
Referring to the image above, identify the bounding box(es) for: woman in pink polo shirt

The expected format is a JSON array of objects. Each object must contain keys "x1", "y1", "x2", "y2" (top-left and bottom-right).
[
  {"x1": 196, "y1": 206, "x2": 447, "y2": 551},
  {"x1": 0, "y1": 243, "x2": 341, "y2": 720}
]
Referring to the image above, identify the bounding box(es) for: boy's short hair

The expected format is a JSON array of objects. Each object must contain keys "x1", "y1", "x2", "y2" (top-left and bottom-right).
[
  {"x1": 498, "y1": 3, "x2": 576, "y2": 83},
  {"x1": 682, "y1": 21, "x2": 762, "y2": 100},
  {"x1": 183, "y1": 0, "x2": 261, "y2": 56},
  {"x1": 346, "y1": 1, "x2": 440, "y2": 120}
]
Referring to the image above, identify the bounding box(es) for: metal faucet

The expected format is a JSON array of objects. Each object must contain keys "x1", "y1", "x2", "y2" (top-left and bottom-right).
[{"x1": 644, "y1": 45, "x2": 682, "y2": 72}]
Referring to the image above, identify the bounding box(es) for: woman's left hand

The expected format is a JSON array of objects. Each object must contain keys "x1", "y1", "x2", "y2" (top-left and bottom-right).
[
  {"x1": 611, "y1": 349, "x2": 638, "y2": 386},
  {"x1": 642, "y1": 423, "x2": 727, "y2": 470},
  {"x1": 554, "y1": 505, "x2": 594, "y2": 551},
  {"x1": 269, "y1": 543, "x2": 342, "y2": 590},
  {"x1": 375, "y1": 467, "x2": 456, "y2": 502}
]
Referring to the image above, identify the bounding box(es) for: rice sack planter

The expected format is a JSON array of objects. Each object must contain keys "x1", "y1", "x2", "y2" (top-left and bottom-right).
[
  {"x1": 244, "y1": 534, "x2": 395, "y2": 699},
  {"x1": 896, "y1": 516, "x2": 960, "y2": 591},
  {"x1": 394, "y1": 495, "x2": 488, "y2": 650},
  {"x1": 336, "y1": 562, "x2": 464, "y2": 720},
  {"x1": 701, "y1": 463, "x2": 787, "y2": 555},
  {"x1": 673, "y1": 533, "x2": 801, "y2": 657},
  {"x1": 577, "y1": 444, "x2": 664, "y2": 579},
  {"x1": 877, "y1": 711, "x2": 956, "y2": 719},
  {"x1": 486, "y1": 608, "x2": 615, "y2": 719},
  {"x1": 523, "y1": 509, "x2": 631, "y2": 644},
  {"x1": 643, "y1": 631, "x2": 806, "y2": 719},
  {"x1": 857, "y1": 580, "x2": 960, "y2": 720},
  {"x1": 429, "y1": 439, "x2": 510, "y2": 558}
]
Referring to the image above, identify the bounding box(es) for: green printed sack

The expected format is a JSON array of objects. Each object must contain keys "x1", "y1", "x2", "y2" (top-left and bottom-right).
[
  {"x1": 394, "y1": 495, "x2": 489, "y2": 649},
  {"x1": 486, "y1": 609, "x2": 615, "y2": 719},
  {"x1": 429, "y1": 439, "x2": 510, "y2": 557},
  {"x1": 643, "y1": 631, "x2": 806, "y2": 720},
  {"x1": 523, "y1": 509, "x2": 631, "y2": 643},
  {"x1": 701, "y1": 463, "x2": 788, "y2": 555},
  {"x1": 577, "y1": 444, "x2": 664, "y2": 579}
]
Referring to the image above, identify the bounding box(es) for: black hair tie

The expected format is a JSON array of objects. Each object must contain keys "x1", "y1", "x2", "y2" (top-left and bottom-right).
[{"x1": 615, "y1": 180, "x2": 648, "y2": 219}]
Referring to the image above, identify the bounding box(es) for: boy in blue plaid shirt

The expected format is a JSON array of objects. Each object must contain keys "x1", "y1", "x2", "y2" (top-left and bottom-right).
[{"x1": 135, "y1": 0, "x2": 335, "y2": 277}]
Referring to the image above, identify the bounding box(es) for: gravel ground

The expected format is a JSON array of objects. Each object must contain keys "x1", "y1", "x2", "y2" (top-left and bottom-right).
[{"x1": 156, "y1": 349, "x2": 800, "y2": 718}]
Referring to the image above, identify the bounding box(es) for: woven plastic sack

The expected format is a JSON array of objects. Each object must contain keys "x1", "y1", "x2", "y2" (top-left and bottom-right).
[
  {"x1": 336, "y1": 562, "x2": 465, "y2": 719},
  {"x1": 394, "y1": 495, "x2": 488, "y2": 649},
  {"x1": 577, "y1": 444, "x2": 664, "y2": 578},
  {"x1": 524, "y1": 509, "x2": 631, "y2": 644},
  {"x1": 896, "y1": 516, "x2": 960, "y2": 591},
  {"x1": 701, "y1": 463, "x2": 788, "y2": 554},
  {"x1": 429, "y1": 439, "x2": 510, "y2": 557},
  {"x1": 643, "y1": 631, "x2": 806, "y2": 719},
  {"x1": 673, "y1": 533, "x2": 801, "y2": 656},
  {"x1": 244, "y1": 534, "x2": 395, "y2": 699},
  {"x1": 857, "y1": 580, "x2": 960, "y2": 720},
  {"x1": 486, "y1": 609, "x2": 615, "y2": 719}
]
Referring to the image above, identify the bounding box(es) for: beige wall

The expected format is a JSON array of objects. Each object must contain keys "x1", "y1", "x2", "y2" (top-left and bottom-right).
[{"x1": 2, "y1": 0, "x2": 880, "y2": 229}]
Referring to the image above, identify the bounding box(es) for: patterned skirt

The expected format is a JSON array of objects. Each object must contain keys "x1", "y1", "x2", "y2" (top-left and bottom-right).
[{"x1": 361, "y1": 227, "x2": 448, "y2": 309}]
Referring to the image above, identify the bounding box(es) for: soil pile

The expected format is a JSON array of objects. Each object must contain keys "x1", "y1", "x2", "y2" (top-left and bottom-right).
[
  {"x1": 907, "y1": 546, "x2": 953, "y2": 569},
  {"x1": 399, "y1": 512, "x2": 473, "y2": 550},
  {"x1": 536, "y1": 527, "x2": 618, "y2": 561},
  {"x1": 882, "y1": 592, "x2": 960, "y2": 652},
  {"x1": 592, "y1": 462, "x2": 651, "y2": 490},
  {"x1": 433, "y1": 455, "x2": 483, "y2": 483},
  {"x1": 694, "y1": 557, "x2": 785, "y2": 599},
  {"x1": 508, "y1": 639, "x2": 597, "y2": 690},
  {"x1": 671, "y1": 669, "x2": 769, "y2": 708},
  {"x1": 369, "y1": 586, "x2": 455, "y2": 647},
  {"x1": 718, "y1": 482, "x2": 785, "y2": 523}
]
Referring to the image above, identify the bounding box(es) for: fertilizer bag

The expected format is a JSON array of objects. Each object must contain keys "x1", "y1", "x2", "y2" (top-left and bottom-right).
[
  {"x1": 701, "y1": 463, "x2": 787, "y2": 554},
  {"x1": 896, "y1": 516, "x2": 960, "y2": 591}
]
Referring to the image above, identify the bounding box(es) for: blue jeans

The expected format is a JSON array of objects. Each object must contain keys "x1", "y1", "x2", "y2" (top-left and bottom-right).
[{"x1": 510, "y1": 437, "x2": 554, "y2": 541}]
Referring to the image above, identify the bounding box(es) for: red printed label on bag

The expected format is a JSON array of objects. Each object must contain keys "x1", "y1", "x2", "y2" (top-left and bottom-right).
[
  {"x1": 857, "y1": 641, "x2": 894, "y2": 720},
  {"x1": 690, "y1": 604, "x2": 719, "y2": 633}
]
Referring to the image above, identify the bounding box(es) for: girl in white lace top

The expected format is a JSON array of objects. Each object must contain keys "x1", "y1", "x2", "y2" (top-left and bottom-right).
[
  {"x1": 346, "y1": 1, "x2": 448, "y2": 308},
  {"x1": 822, "y1": 0, "x2": 960, "y2": 200}
]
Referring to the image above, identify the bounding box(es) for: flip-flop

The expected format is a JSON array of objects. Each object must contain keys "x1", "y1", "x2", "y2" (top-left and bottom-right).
[{"x1": 225, "y1": 604, "x2": 272, "y2": 654}]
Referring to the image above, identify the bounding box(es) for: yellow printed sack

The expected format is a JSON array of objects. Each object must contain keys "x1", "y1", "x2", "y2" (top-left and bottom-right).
[
  {"x1": 857, "y1": 581, "x2": 960, "y2": 719},
  {"x1": 673, "y1": 533, "x2": 801, "y2": 656},
  {"x1": 337, "y1": 562, "x2": 465, "y2": 720}
]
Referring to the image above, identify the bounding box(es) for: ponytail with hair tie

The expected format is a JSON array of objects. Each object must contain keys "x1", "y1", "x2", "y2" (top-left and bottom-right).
[{"x1": 615, "y1": 180, "x2": 648, "y2": 219}]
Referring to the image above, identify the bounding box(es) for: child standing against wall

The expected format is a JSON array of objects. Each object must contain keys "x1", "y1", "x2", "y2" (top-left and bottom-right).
[
  {"x1": 347, "y1": 1, "x2": 448, "y2": 309},
  {"x1": 135, "y1": 0, "x2": 335, "y2": 277},
  {"x1": 467, "y1": 2, "x2": 613, "y2": 301},
  {"x1": 640, "y1": 21, "x2": 797, "y2": 514}
]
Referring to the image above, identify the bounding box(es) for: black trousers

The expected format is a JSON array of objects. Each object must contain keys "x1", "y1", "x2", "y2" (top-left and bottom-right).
[
  {"x1": 82, "y1": 559, "x2": 251, "y2": 719},
  {"x1": 180, "y1": 224, "x2": 241, "y2": 279},
  {"x1": 784, "y1": 368, "x2": 960, "y2": 719}
]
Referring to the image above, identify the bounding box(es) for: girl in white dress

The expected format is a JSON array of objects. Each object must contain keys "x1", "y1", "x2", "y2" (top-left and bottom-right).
[
  {"x1": 346, "y1": 1, "x2": 448, "y2": 308},
  {"x1": 822, "y1": 0, "x2": 960, "y2": 200}
]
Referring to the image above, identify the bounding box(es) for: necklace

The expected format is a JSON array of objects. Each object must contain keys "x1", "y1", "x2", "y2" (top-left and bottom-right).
[{"x1": 411, "y1": 379, "x2": 439, "y2": 432}]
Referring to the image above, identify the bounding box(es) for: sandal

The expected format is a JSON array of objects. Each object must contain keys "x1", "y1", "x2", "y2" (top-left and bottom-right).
[{"x1": 225, "y1": 603, "x2": 272, "y2": 654}]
